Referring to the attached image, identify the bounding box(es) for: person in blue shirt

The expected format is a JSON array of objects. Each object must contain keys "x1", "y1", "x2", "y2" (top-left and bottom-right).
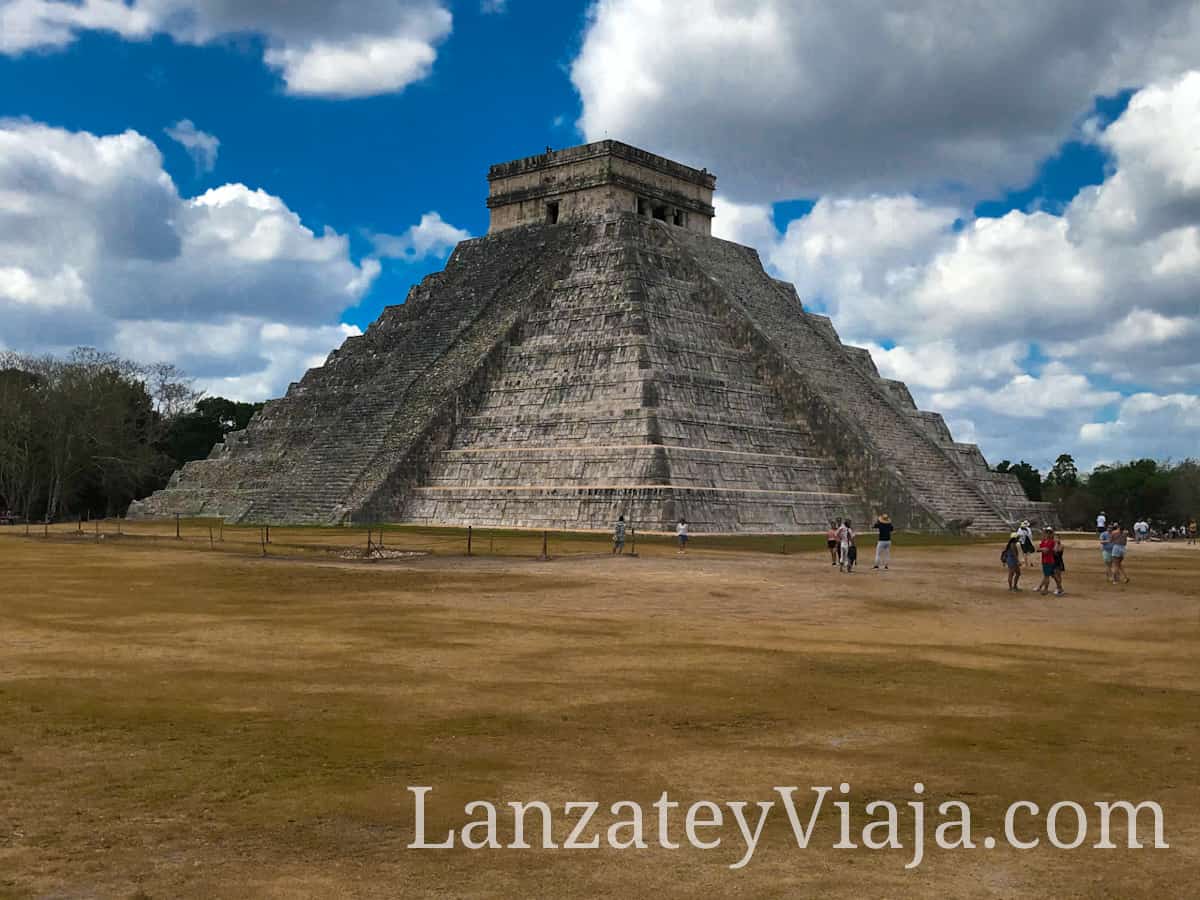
[{"x1": 1098, "y1": 526, "x2": 1113, "y2": 583}]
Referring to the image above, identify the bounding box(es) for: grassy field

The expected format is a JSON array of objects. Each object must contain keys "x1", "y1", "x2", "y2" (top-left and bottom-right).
[{"x1": 1, "y1": 528, "x2": 1197, "y2": 897}]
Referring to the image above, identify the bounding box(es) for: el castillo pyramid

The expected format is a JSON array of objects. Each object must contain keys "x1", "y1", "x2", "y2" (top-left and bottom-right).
[{"x1": 131, "y1": 141, "x2": 1052, "y2": 533}]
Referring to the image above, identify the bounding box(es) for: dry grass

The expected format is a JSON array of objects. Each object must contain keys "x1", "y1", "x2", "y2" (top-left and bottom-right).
[{"x1": 1, "y1": 530, "x2": 1197, "y2": 898}]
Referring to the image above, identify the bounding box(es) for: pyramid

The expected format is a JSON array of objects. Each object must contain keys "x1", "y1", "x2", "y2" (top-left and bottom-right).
[{"x1": 131, "y1": 141, "x2": 1052, "y2": 533}]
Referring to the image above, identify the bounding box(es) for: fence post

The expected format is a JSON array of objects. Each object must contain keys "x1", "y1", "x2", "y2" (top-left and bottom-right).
[
  {"x1": 175, "y1": 514, "x2": 181, "y2": 540},
  {"x1": 265, "y1": 524, "x2": 270, "y2": 544},
  {"x1": 541, "y1": 530, "x2": 548, "y2": 560},
  {"x1": 467, "y1": 525, "x2": 472, "y2": 557},
  {"x1": 630, "y1": 525, "x2": 636, "y2": 556}
]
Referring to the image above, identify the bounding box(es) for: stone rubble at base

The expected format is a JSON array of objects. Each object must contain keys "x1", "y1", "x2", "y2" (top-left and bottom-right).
[{"x1": 129, "y1": 142, "x2": 1054, "y2": 533}]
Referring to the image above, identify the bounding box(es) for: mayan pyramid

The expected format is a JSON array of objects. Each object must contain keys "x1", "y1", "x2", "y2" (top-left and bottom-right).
[{"x1": 131, "y1": 141, "x2": 1051, "y2": 533}]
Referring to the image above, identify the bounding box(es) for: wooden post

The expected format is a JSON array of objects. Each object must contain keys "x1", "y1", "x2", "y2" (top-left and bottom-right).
[
  {"x1": 260, "y1": 528, "x2": 267, "y2": 557},
  {"x1": 467, "y1": 525, "x2": 472, "y2": 557},
  {"x1": 265, "y1": 524, "x2": 270, "y2": 544},
  {"x1": 367, "y1": 527, "x2": 373, "y2": 555},
  {"x1": 541, "y1": 530, "x2": 548, "y2": 560},
  {"x1": 630, "y1": 526, "x2": 636, "y2": 556},
  {"x1": 175, "y1": 514, "x2": 181, "y2": 540}
]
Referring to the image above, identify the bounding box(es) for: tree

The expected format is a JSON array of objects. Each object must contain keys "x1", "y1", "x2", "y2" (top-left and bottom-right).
[
  {"x1": 1007, "y1": 461, "x2": 1042, "y2": 501},
  {"x1": 1045, "y1": 453, "x2": 1079, "y2": 488}
]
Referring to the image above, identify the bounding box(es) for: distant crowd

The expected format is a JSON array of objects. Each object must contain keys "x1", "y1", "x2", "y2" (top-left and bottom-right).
[{"x1": 610, "y1": 510, "x2": 1197, "y2": 598}]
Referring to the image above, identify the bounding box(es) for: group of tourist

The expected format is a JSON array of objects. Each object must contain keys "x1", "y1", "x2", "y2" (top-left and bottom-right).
[
  {"x1": 611, "y1": 510, "x2": 1195, "y2": 595},
  {"x1": 1001, "y1": 524, "x2": 1066, "y2": 595}
]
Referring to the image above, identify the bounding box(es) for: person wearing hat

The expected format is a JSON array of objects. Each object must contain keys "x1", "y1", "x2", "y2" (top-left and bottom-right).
[
  {"x1": 872, "y1": 513, "x2": 894, "y2": 569},
  {"x1": 1036, "y1": 526, "x2": 1065, "y2": 596},
  {"x1": 1017, "y1": 520, "x2": 1035, "y2": 567}
]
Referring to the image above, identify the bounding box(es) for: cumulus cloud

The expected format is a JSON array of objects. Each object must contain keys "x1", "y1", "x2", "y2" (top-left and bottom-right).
[
  {"x1": 1079, "y1": 393, "x2": 1200, "y2": 466},
  {"x1": 714, "y1": 71, "x2": 1200, "y2": 469},
  {"x1": 0, "y1": 120, "x2": 378, "y2": 398},
  {"x1": 0, "y1": 1, "x2": 453, "y2": 98},
  {"x1": 164, "y1": 119, "x2": 219, "y2": 174},
  {"x1": 369, "y1": 211, "x2": 470, "y2": 262},
  {"x1": 572, "y1": 0, "x2": 1200, "y2": 201}
]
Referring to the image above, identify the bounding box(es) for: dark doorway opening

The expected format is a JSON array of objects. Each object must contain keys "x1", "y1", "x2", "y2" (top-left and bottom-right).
[
  {"x1": 652, "y1": 204, "x2": 668, "y2": 222},
  {"x1": 545, "y1": 201, "x2": 560, "y2": 225},
  {"x1": 672, "y1": 209, "x2": 686, "y2": 227},
  {"x1": 637, "y1": 197, "x2": 648, "y2": 216}
]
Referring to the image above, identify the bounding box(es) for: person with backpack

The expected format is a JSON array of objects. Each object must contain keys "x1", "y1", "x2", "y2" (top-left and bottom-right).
[
  {"x1": 613, "y1": 515, "x2": 626, "y2": 555},
  {"x1": 1098, "y1": 523, "x2": 1114, "y2": 583},
  {"x1": 1003, "y1": 533, "x2": 1022, "y2": 590},
  {"x1": 872, "y1": 513, "x2": 893, "y2": 569},
  {"x1": 1017, "y1": 520, "x2": 1035, "y2": 567}
]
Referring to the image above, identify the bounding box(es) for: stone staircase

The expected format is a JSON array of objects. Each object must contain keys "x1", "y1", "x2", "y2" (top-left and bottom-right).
[{"x1": 133, "y1": 212, "x2": 1031, "y2": 533}]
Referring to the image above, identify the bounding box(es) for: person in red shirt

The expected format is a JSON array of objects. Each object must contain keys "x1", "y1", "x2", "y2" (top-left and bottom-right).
[{"x1": 1036, "y1": 526, "x2": 1064, "y2": 596}]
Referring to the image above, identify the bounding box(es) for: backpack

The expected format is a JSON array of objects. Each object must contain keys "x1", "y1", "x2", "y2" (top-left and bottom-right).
[{"x1": 1001, "y1": 548, "x2": 1010, "y2": 565}]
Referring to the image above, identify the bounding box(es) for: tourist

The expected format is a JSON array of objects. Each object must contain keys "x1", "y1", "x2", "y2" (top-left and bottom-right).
[
  {"x1": 1096, "y1": 510, "x2": 1107, "y2": 535},
  {"x1": 1036, "y1": 526, "x2": 1065, "y2": 596},
  {"x1": 1099, "y1": 524, "x2": 1114, "y2": 583},
  {"x1": 1110, "y1": 524, "x2": 1130, "y2": 584},
  {"x1": 1017, "y1": 520, "x2": 1035, "y2": 567},
  {"x1": 1189, "y1": 518, "x2": 1198, "y2": 545},
  {"x1": 613, "y1": 515, "x2": 626, "y2": 555},
  {"x1": 872, "y1": 513, "x2": 893, "y2": 569},
  {"x1": 826, "y1": 520, "x2": 840, "y2": 566},
  {"x1": 846, "y1": 535, "x2": 858, "y2": 573},
  {"x1": 1003, "y1": 533, "x2": 1022, "y2": 591},
  {"x1": 1134, "y1": 519, "x2": 1149, "y2": 543},
  {"x1": 676, "y1": 518, "x2": 688, "y2": 554},
  {"x1": 837, "y1": 519, "x2": 855, "y2": 572}
]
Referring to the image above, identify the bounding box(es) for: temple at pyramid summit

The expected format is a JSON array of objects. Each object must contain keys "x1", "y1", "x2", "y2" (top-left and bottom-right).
[{"x1": 130, "y1": 141, "x2": 1053, "y2": 533}]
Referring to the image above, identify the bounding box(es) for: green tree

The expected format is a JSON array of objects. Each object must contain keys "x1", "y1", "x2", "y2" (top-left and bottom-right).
[
  {"x1": 1045, "y1": 453, "x2": 1079, "y2": 488},
  {"x1": 1007, "y1": 461, "x2": 1042, "y2": 501}
]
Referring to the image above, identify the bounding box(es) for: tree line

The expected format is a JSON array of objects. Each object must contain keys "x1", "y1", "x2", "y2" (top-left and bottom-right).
[
  {"x1": 996, "y1": 454, "x2": 1199, "y2": 529},
  {"x1": 0, "y1": 349, "x2": 262, "y2": 521}
]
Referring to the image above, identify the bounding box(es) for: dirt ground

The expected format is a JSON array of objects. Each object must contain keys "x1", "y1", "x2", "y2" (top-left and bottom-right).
[{"x1": 1, "y1": 531, "x2": 1197, "y2": 898}]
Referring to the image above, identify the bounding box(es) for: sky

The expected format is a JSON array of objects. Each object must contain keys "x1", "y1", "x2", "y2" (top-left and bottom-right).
[{"x1": 1, "y1": 0, "x2": 1198, "y2": 474}]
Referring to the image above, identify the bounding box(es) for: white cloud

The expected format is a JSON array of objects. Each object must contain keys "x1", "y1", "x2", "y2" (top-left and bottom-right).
[
  {"x1": 716, "y1": 71, "x2": 1200, "y2": 470},
  {"x1": 164, "y1": 119, "x2": 219, "y2": 174},
  {"x1": 1079, "y1": 393, "x2": 1200, "y2": 464},
  {"x1": 369, "y1": 211, "x2": 470, "y2": 262},
  {"x1": 571, "y1": 0, "x2": 1200, "y2": 201},
  {"x1": 0, "y1": 1, "x2": 453, "y2": 98},
  {"x1": 0, "y1": 120, "x2": 379, "y2": 398}
]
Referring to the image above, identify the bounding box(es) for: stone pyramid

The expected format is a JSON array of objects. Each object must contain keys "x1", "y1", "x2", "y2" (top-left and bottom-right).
[{"x1": 131, "y1": 141, "x2": 1049, "y2": 533}]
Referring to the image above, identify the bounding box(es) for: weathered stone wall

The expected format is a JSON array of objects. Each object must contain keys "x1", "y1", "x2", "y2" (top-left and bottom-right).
[{"x1": 134, "y1": 205, "x2": 1033, "y2": 534}]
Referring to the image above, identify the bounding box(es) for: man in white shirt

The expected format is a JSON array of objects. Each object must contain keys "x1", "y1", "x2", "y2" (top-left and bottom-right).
[{"x1": 1096, "y1": 511, "x2": 1107, "y2": 535}]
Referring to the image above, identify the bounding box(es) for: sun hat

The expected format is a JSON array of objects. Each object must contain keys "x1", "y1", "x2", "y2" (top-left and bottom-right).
[{"x1": 1044, "y1": 525, "x2": 1054, "y2": 531}]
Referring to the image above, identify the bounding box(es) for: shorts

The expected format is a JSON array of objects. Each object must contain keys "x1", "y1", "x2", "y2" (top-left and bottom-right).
[
  {"x1": 827, "y1": 539, "x2": 838, "y2": 548},
  {"x1": 678, "y1": 534, "x2": 688, "y2": 545},
  {"x1": 1101, "y1": 550, "x2": 1112, "y2": 564},
  {"x1": 1111, "y1": 545, "x2": 1126, "y2": 559},
  {"x1": 1042, "y1": 562, "x2": 1056, "y2": 577},
  {"x1": 1006, "y1": 558, "x2": 1021, "y2": 570}
]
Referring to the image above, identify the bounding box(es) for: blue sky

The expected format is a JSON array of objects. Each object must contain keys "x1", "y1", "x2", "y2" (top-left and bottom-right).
[{"x1": 1, "y1": 1, "x2": 1198, "y2": 471}]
